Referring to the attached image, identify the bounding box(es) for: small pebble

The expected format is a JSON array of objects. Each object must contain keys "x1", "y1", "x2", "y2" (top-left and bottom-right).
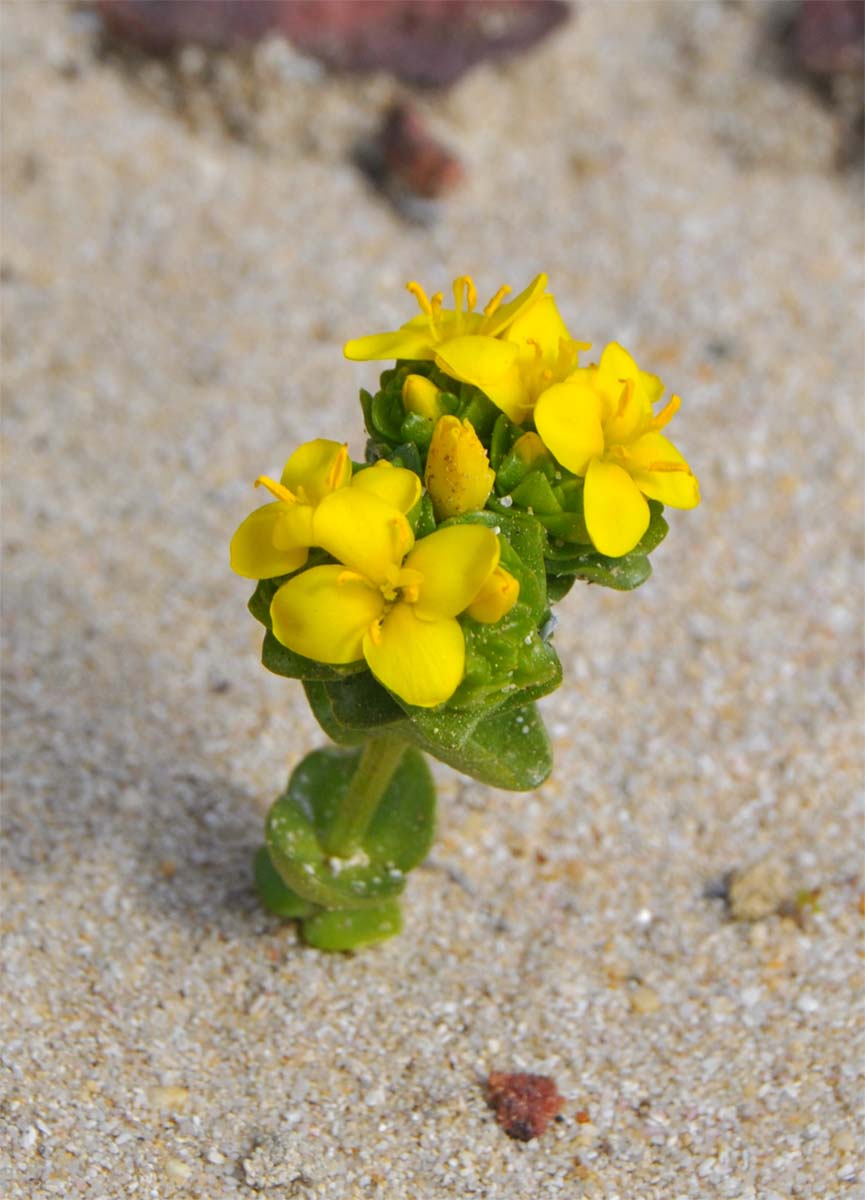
[
  {"x1": 165, "y1": 1158, "x2": 192, "y2": 1183},
  {"x1": 150, "y1": 1085, "x2": 190, "y2": 1111},
  {"x1": 728, "y1": 857, "x2": 791, "y2": 921},
  {"x1": 831, "y1": 1129, "x2": 855, "y2": 1153},
  {"x1": 486, "y1": 1071, "x2": 564, "y2": 1141},
  {"x1": 630, "y1": 985, "x2": 662, "y2": 1014}
]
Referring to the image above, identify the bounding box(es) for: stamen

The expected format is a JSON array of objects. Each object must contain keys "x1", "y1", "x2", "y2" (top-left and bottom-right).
[
  {"x1": 254, "y1": 475, "x2": 296, "y2": 504},
  {"x1": 326, "y1": 444, "x2": 350, "y2": 490},
  {"x1": 482, "y1": 284, "x2": 511, "y2": 319},
  {"x1": 525, "y1": 337, "x2": 542, "y2": 361},
  {"x1": 406, "y1": 280, "x2": 432, "y2": 316},
  {"x1": 429, "y1": 292, "x2": 444, "y2": 336},
  {"x1": 650, "y1": 394, "x2": 681, "y2": 431},
  {"x1": 452, "y1": 275, "x2": 477, "y2": 314},
  {"x1": 616, "y1": 380, "x2": 634, "y2": 419},
  {"x1": 645, "y1": 461, "x2": 690, "y2": 473}
]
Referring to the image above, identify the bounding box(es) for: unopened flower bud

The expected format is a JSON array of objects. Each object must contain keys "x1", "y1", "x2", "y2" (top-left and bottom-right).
[
  {"x1": 466, "y1": 566, "x2": 520, "y2": 623},
  {"x1": 425, "y1": 415, "x2": 495, "y2": 520},
  {"x1": 402, "y1": 374, "x2": 445, "y2": 420}
]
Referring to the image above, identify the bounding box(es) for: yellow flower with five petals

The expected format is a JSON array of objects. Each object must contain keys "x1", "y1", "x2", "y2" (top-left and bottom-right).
[
  {"x1": 230, "y1": 439, "x2": 420, "y2": 580},
  {"x1": 533, "y1": 343, "x2": 700, "y2": 558},
  {"x1": 268, "y1": 487, "x2": 519, "y2": 708}
]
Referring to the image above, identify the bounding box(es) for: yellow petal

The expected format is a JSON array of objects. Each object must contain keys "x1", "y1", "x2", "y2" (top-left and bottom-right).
[
  {"x1": 597, "y1": 342, "x2": 664, "y2": 414},
  {"x1": 343, "y1": 329, "x2": 435, "y2": 362},
  {"x1": 505, "y1": 293, "x2": 571, "y2": 358},
  {"x1": 481, "y1": 273, "x2": 548, "y2": 336},
  {"x1": 465, "y1": 566, "x2": 520, "y2": 623},
  {"x1": 584, "y1": 458, "x2": 650, "y2": 557},
  {"x1": 434, "y1": 336, "x2": 529, "y2": 422},
  {"x1": 425, "y1": 416, "x2": 495, "y2": 520},
  {"x1": 313, "y1": 488, "x2": 414, "y2": 585},
  {"x1": 624, "y1": 432, "x2": 700, "y2": 509},
  {"x1": 270, "y1": 565, "x2": 384, "y2": 664},
  {"x1": 402, "y1": 374, "x2": 445, "y2": 420},
  {"x1": 405, "y1": 524, "x2": 500, "y2": 619},
  {"x1": 270, "y1": 502, "x2": 314, "y2": 551},
  {"x1": 280, "y1": 439, "x2": 351, "y2": 504},
  {"x1": 534, "y1": 381, "x2": 605, "y2": 476},
  {"x1": 230, "y1": 503, "x2": 310, "y2": 579},
  {"x1": 511, "y1": 431, "x2": 551, "y2": 466},
  {"x1": 350, "y1": 461, "x2": 422, "y2": 514},
  {"x1": 598, "y1": 341, "x2": 640, "y2": 387},
  {"x1": 363, "y1": 603, "x2": 464, "y2": 708}
]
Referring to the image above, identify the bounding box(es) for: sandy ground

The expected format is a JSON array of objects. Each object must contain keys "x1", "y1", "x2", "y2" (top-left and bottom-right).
[{"x1": 2, "y1": 2, "x2": 863, "y2": 1198}]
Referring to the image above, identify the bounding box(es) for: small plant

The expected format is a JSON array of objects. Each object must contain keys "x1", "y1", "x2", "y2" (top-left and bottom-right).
[{"x1": 231, "y1": 274, "x2": 700, "y2": 950}]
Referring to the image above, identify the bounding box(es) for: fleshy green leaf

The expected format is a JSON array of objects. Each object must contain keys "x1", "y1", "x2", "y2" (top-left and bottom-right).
[
  {"x1": 302, "y1": 901, "x2": 403, "y2": 950},
  {"x1": 424, "y1": 702, "x2": 553, "y2": 791},
  {"x1": 266, "y1": 746, "x2": 435, "y2": 909},
  {"x1": 253, "y1": 846, "x2": 317, "y2": 918}
]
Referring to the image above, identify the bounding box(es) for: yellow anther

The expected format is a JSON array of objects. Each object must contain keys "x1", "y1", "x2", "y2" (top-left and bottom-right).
[
  {"x1": 254, "y1": 475, "x2": 296, "y2": 504},
  {"x1": 616, "y1": 379, "x2": 634, "y2": 419},
  {"x1": 650, "y1": 394, "x2": 681, "y2": 431},
  {"x1": 646, "y1": 461, "x2": 690, "y2": 473},
  {"x1": 406, "y1": 280, "x2": 432, "y2": 315},
  {"x1": 452, "y1": 275, "x2": 477, "y2": 313},
  {"x1": 482, "y1": 284, "x2": 511, "y2": 319},
  {"x1": 326, "y1": 444, "x2": 350, "y2": 491}
]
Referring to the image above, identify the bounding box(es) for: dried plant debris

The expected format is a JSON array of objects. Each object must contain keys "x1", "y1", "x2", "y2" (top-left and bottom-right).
[
  {"x1": 780, "y1": 0, "x2": 864, "y2": 166},
  {"x1": 96, "y1": 0, "x2": 571, "y2": 88},
  {"x1": 486, "y1": 1071, "x2": 564, "y2": 1142},
  {"x1": 355, "y1": 102, "x2": 464, "y2": 224}
]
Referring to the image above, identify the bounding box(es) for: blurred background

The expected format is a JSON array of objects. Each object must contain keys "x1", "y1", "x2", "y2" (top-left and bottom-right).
[{"x1": 2, "y1": 3, "x2": 863, "y2": 1198}]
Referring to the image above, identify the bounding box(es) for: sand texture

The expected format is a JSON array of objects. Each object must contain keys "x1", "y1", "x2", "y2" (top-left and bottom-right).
[{"x1": 2, "y1": 2, "x2": 863, "y2": 1197}]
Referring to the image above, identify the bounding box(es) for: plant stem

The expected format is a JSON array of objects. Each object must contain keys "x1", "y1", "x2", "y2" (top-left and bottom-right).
[{"x1": 324, "y1": 735, "x2": 407, "y2": 858}]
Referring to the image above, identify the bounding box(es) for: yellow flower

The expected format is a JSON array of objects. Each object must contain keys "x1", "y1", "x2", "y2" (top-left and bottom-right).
[
  {"x1": 425, "y1": 415, "x2": 495, "y2": 520},
  {"x1": 533, "y1": 343, "x2": 700, "y2": 557},
  {"x1": 343, "y1": 273, "x2": 548, "y2": 365},
  {"x1": 230, "y1": 440, "x2": 420, "y2": 579},
  {"x1": 268, "y1": 489, "x2": 519, "y2": 708},
  {"x1": 434, "y1": 291, "x2": 591, "y2": 425}
]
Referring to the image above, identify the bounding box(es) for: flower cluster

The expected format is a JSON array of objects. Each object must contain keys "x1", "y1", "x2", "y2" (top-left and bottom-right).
[
  {"x1": 231, "y1": 271, "x2": 699, "y2": 742},
  {"x1": 346, "y1": 273, "x2": 699, "y2": 559}
]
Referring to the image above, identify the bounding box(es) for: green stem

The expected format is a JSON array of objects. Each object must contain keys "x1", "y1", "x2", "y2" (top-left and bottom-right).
[{"x1": 324, "y1": 735, "x2": 407, "y2": 858}]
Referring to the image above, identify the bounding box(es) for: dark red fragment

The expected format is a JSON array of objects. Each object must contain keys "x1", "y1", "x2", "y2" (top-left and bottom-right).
[
  {"x1": 794, "y1": 0, "x2": 864, "y2": 77},
  {"x1": 486, "y1": 1071, "x2": 564, "y2": 1142},
  {"x1": 372, "y1": 103, "x2": 464, "y2": 200},
  {"x1": 96, "y1": 0, "x2": 571, "y2": 88}
]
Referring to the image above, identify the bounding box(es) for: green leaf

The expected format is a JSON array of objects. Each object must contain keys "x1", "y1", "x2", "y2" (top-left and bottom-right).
[
  {"x1": 253, "y1": 846, "x2": 317, "y2": 918},
  {"x1": 302, "y1": 681, "x2": 367, "y2": 746},
  {"x1": 324, "y1": 673, "x2": 407, "y2": 731},
  {"x1": 425, "y1": 702, "x2": 553, "y2": 791},
  {"x1": 266, "y1": 746, "x2": 435, "y2": 909},
  {"x1": 262, "y1": 631, "x2": 366, "y2": 682},
  {"x1": 301, "y1": 901, "x2": 403, "y2": 950}
]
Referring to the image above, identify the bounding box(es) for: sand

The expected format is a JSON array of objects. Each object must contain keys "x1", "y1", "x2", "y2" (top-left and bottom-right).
[{"x1": 2, "y1": 2, "x2": 863, "y2": 1197}]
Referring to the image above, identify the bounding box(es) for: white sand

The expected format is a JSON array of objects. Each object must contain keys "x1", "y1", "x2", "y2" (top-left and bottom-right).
[{"x1": 2, "y1": 3, "x2": 862, "y2": 1197}]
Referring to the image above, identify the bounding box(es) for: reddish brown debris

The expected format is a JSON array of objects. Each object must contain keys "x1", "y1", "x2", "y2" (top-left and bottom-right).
[
  {"x1": 375, "y1": 103, "x2": 464, "y2": 200},
  {"x1": 487, "y1": 1071, "x2": 564, "y2": 1142},
  {"x1": 794, "y1": 0, "x2": 864, "y2": 77},
  {"x1": 96, "y1": 0, "x2": 570, "y2": 88}
]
